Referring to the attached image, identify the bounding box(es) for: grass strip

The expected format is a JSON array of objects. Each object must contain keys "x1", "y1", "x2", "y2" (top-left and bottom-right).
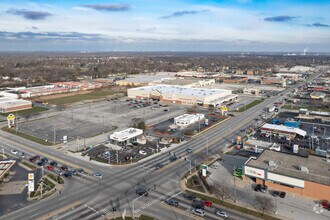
[
  {"x1": 21, "y1": 161, "x2": 37, "y2": 170},
  {"x1": 236, "y1": 99, "x2": 263, "y2": 112},
  {"x1": 0, "y1": 106, "x2": 48, "y2": 117}
]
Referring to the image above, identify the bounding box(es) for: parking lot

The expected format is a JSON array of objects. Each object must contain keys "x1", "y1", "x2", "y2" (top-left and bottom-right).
[{"x1": 16, "y1": 98, "x2": 187, "y2": 144}]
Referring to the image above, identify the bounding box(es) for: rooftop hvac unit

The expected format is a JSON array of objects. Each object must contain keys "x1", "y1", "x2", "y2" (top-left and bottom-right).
[
  {"x1": 300, "y1": 166, "x2": 309, "y2": 173},
  {"x1": 269, "y1": 160, "x2": 277, "y2": 168}
]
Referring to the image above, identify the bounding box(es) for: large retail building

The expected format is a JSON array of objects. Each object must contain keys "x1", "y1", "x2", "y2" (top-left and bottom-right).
[
  {"x1": 127, "y1": 85, "x2": 237, "y2": 107},
  {"x1": 0, "y1": 97, "x2": 32, "y2": 113},
  {"x1": 244, "y1": 149, "x2": 330, "y2": 201}
]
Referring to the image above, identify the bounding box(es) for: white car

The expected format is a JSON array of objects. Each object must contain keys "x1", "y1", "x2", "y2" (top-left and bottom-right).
[
  {"x1": 94, "y1": 173, "x2": 102, "y2": 178},
  {"x1": 139, "y1": 150, "x2": 147, "y2": 155},
  {"x1": 210, "y1": 164, "x2": 218, "y2": 169},
  {"x1": 56, "y1": 169, "x2": 63, "y2": 176},
  {"x1": 216, "y1": 211, "x2": 229, "y2": 218},
  {"x1": 11, "y1": 149, "x2": 18, "y2": 155},
  {"x1": 192, "y1": 209, "x2": 205, "y2": 217}
]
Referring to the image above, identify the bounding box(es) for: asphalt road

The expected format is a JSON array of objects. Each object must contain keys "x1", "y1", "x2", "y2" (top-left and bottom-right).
[{"x1": 0, "y1": 72, "x2": 323, "y2": 220}]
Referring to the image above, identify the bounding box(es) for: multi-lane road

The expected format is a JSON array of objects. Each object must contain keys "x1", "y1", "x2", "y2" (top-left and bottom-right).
[{"x1": 0, "y1": 72, "x2": 323, "y2": 220}]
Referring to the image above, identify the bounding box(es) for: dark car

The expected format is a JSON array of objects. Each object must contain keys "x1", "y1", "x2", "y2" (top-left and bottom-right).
[
  {"x1": 41, "y1": 157, "x2": 48, "y2": 163},
  {"x1": 260, "y1": 185, "x2": 268, "y2": 193},
  {"x1": 186, "y1": 147, "x2": 193, "y2": 153},
  {"x1": 254, "y1": 184, "x2": 262, "y2": 192},
  {"x1": 155, "y1": 163, "x2": 164, "y2": 170},
  {"x1": 279, "y1": 192, "x2": 286, "y2": 198},
  {"x1": 77, "y1": 168, "x2": 84, "y2": 173},
  {"x1": 273, "y1": 191, "x2": 280, "y2": 197},
  {"x1": 50, "y1": 161, "x2": 58, "y2": 166},
  {"x1": 183, "y1": 194, "x2": 196, "y2": 201},
  {"x1": 192, "y1": 201, "x2": 204, "y2": 210},
  {"x1": 69, "y1": 169, "x2": 77, "y2": 175},
  {"x1": 165, "y1": 198, "x2": 179, "y2": 207},
  {"x1": 61, "y1": 165, "x2": 69, "y2": 171},
  {"x1": 63, "y1": 172, "x2": 72, "y2": 178},
  {"x1": 136, "y1": 188, "x2": 148, "y2": 196},
  {"x1": 169, "y1": 155, "x2": 177, "y2": 162},
  {"x1": 37, "y1": 161, "x2": 45, "y2": 166}
]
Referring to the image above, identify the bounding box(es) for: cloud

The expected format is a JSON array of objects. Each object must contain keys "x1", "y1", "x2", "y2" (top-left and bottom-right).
[
  {"x1": 6, "y1": 9, "x2": 52, "y2": 20},
  {"x1": 311, "y1": 22, "x2": 330, "y2": 27},
  {"x1": 82, "y1": 4, "x2": 130, "y2": 12},
  {"x1": 264, "y1": 15, "x2": 297, "y2": 22},
  {"x1": 160, "y1": 10, "x2": 209, "y2": 19},
  {"x1": 0, "y1": 31, "x2": 104, "y2": 41}
]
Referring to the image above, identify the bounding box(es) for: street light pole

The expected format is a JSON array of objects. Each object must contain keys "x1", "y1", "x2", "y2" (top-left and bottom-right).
[
  {"x1": 132, "y1": 193, "x2": 147, "y2": 219},
  {"x1": 1, "y1": 149, "x2": 4, "y2": 159},
  {"x1": 184, "y1": 158, "x2": 192, "y2": 174}
]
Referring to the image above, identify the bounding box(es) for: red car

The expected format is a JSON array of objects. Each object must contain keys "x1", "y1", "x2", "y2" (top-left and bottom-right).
[
  {"x1": 321, "y1": 200, "x2": 329, "y2": 209},
  {"x1": 46, "y1": 165, "x2": 54, "y2": 171},
  {"x1": 202, "y1": 200, "x2": 213, "y2": 207}
]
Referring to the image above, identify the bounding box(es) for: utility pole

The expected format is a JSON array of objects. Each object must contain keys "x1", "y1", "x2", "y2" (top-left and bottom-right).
[
  {"x1": 116, "y1": 150, "x2": 119, "y2": 164},
  {"x1": 233, "y1": 165, "x2": 237, "y2": 203},
  {"x1": 40, "y1": 182, "x2": 44, "y2": 199},
  {"x1": 71, "y1": 110, "x2": 73, "y2": 124},
  {"x1": 53, "y1": 124, "x2": 56, "y2": 146}
]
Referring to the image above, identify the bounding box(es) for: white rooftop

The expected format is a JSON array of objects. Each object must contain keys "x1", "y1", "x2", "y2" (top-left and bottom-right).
[
  {"x1": 261, "y1": 123, "x2": 307, "y2": 137},
  {"x1": 0, "y1": 97, "x2": 31, "y2": 107},
  {"x1": 130, "y1": 85, "x2": 231, "y2": 98},
  {"x1": 174, "y1": 113, "x2": 204, "y2": 121},
  {"x1": 109, "y1": 128, "x2": 143, "y2": 142}
]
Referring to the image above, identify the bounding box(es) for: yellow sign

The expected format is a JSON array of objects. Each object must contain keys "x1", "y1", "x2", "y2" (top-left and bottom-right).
[
  {"x1": 28, "y1": 173, "x2": 34, "y2": 180},
  {"x1": 220, "y1": 106, "x2": 228, "y2": 111},
  {"x1": 7, "y1": 113, "x2": 15, "y2": 120}
]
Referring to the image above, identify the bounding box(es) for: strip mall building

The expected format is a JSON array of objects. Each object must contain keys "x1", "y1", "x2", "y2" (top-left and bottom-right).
[{"x1": 244, "y1": 150, "x2": 330, "y2": 201}]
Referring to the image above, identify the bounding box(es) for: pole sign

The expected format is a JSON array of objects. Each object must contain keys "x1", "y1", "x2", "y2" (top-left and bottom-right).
[
  {"x1": 202, "y1": 168, "x2": 207, "y2": 177},
  {"x1": 28, "y1": 173, "x2": 34, "y2": 192},
  {"x1": 63, "y1": 135, "x2": 68, "y2": 144}
]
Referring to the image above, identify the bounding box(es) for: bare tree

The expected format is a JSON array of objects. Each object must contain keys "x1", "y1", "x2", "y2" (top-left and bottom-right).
[{"x1": 254, "y1": 195, "x2": 274, "y2": 216}]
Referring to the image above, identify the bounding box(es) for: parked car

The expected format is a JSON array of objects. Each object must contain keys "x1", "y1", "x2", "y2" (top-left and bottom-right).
[
  {"x1": 61, "y1": 165, "x2": 69, "y2": 171},
  {"x1": 165, "y1": 198, "x2": 179, "y2": 207},
  {"x1": 321, "y1": 200, "x2": 329, "y2": 209},
  {"x1": 11, "y1": 149, "x2": 18, "y2": 155},
  {"x1": 254, "y1": 184, "x2": 262, "y2": 192},
  {"x1": 186, "y1": 147, "x2": 193, "y2": 153},
  {"x1": 69, "y1": 169, "x2": 77, "y2": 175},
  {"x1": 216, "y1": 211, "x2": 229, "y2": 218},
  {"x1": 20, "y1": 152, "x2": 25, "y2": 158},
  {"x1": 139, "y1": 150, "x2": 147, "y2": 155},
  {"x1": 56, "y1": 169, "x2": 63, "y2": 175},
  {"x1": 202, "y1": 200, "x2": 213, "y2": 207},
  {"x1": 183, "y1": 194, "x2": 196, "y2": 201},
  {"x1": 50, "y1": 161, "x2": 58, "y2": 166},
  {"x1": 279, "y1": 192, "x2": 286, "y2": 198},
  {"x1": 41, "y1": 157, "x2": 48, "y2": 163},
  {"x1": 136, "y1": 188, "x2": 148, "y2": 196},
  {"x1": 191, "y1": 201, "x2": 204, "y2": 210},
  {"x1": 77, "y1": 168, "x2": 84, "y2": 173},
  {"x1": 260, "y1": 185, "x2": 268, "y2": 193},
  {"x1": 46, "y1": 165, "x2": 54, "y2": 171},
  {"x1": 64, "y1": 172, "x2": 72, "y2": 178},
  {"x1": 93, "y1": 173, "x2": 102, "y2": 178},
  {"x1": 37, "y1": 161, "x2": 45, "y2": 166},
  {"x1": 192, "y1": 209, "x2": 205, "y2": 217},
  {"x1": 210, "y1": 164, "x2": 218, "y2": 169},
  {"x1": 273, "y1": 191, "x2": 280, "y2": 197}
]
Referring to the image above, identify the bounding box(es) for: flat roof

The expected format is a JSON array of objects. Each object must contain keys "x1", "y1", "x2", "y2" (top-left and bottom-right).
[
  {"x1": 0, "y1": 97, "x2": 32, "y2": 107},
  {"x1": 0, "y1": 160, "x2": 16, "y2": 180},
  {"x1": 109, "y1": 128, "x2": 143, "y2": 142},
  {"x1": 129, "y1": 85, "x2": 231, "y2": 98},
  {"x1": 261, "y1": 123, "x2": 307, "y2": 136},
  {"x1": 174, "y1": 114, "x2": 204, "y2": 121},
  {"x1": 246, "y1": 150, "x2": 330, "y2": 186}
]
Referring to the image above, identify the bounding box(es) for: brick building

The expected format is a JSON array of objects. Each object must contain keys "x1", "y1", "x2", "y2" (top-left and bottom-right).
[
  {"x1": 0, "y1": 97, "x2": 32, "y2": 113},
  {"x1": 244, "y1": 150, "x2": 330, "y2": 201}
]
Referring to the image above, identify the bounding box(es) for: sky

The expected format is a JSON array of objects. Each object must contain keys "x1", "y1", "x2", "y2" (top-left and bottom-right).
[{"x1": 0, "y1": 0, "x2": 330, "y2": 52}]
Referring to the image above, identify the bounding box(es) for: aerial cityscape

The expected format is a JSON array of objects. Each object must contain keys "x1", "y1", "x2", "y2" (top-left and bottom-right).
[{"x1": 0, "y1": 1, "x2": 329, "y2": 220}]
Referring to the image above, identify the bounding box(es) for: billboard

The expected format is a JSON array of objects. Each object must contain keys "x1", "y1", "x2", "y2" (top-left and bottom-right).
[
  {"x1": 28, "y1": 173, "x2": 34, "y2": 192},
  {"x1": 244, "y1": 166, "x2": 265, "y2": 179}
]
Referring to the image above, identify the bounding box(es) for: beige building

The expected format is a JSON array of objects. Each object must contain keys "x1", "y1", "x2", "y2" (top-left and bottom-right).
[{"x1": 127, "y1": 85, "x2": 237, "y2": 107}]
